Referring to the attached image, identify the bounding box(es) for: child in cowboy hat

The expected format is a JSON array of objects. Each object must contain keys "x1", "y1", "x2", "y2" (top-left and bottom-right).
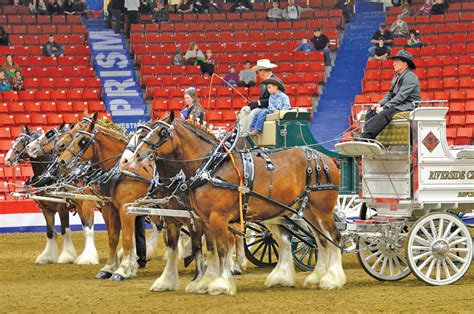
[{"x1": 249, "y1": 78, "x2": 290, "y2": 136}]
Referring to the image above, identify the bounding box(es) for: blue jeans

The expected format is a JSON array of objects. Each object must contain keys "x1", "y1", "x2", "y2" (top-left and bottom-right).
[
  {"x1": 320, "y1": 47, "x2": 331, "y2": 66},
  {"x1": 249, "y1": 109, "x2": 271, "y2": 132}
]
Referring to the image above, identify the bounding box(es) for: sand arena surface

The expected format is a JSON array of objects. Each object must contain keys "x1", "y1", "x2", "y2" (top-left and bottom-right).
[{"x1": 1, "y1": 231, "x2": 473, "y2": 312}]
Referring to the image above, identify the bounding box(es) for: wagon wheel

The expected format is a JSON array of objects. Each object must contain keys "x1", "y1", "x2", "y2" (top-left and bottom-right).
[
  {"x1": 406, "y1": 212, "x2": 472, "y2": 286},
  {"x1": 335, "y1": 194, "x2": 362, "y2": 221},
  {"x1": 289, "y1": 224, "x2": 318, "y2": 271},
  {"x1": 244, "y1": 222, "x2": 278, "y2": 268},
  {"x1": 357, "y1": 223, "x2": 411, "y2": 281}
]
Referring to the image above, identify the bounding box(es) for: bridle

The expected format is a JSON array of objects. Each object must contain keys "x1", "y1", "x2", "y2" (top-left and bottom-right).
[
  {"x1": 137, "y1": 120, "x2": 175, "y2": 162},
  {"x1": 8, "y1": 133, "x2": 37, "y2": 165},
  {"x1": 29, "y1": 128, "x2": 63, "y2": 157},
  {"x1": 63, "y1": 129, "x2": 97, "y2": 170}
]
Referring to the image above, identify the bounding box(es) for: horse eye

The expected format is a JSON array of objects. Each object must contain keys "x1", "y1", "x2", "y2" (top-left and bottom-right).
[
  {"x1": 160, "y1": 129, "x2": 166, "y2": 137},
  {"x1": 78, "y1": 138, "x2": 88, "y2": 149},
  {"x1": 45, "y1": 130, "x2": 54, "y2": 139}
]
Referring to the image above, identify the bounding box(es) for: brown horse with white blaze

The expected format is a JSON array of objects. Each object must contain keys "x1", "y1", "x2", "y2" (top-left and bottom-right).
[{"x1": 128, "y1": 113, "x2": 346, "y2": 295}]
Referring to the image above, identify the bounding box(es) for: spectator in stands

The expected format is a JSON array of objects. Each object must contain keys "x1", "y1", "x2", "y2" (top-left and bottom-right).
[
  {"x1": 200, "y1": 49, "x2": 215, "y2": 76},
  {"x1": 249, "y1": 78, "x2": 290, "y2": 136},
  {"x1": 369, "y1": 23, "x2": 394, "y2": 57},
  {"x1": 399, "y1": 0, "x2": 411, "y2": 18},
  {"x1": 124, "y1": 0, "x2": 140, "y2": 39},
  {"x1": 12, "y1": 70, "x2": 24, "y2": 91},
  {"x1": 139, "y1": 0, "x2": 152, "y2": 13},
  {"x1": 238, "y1": 59, "x2": 285, "y2": 135},
  {"x1": 43, "y1": 35, "x2": 64, "y2": 57},
  {"x1": 184, "y1": 42, "x2": 205, "y2": 66},
  {"x1": 0, "y1": 26, "x2": 9, "y2": 46},
  {"x1": 107, "y1": 0, "x2": 125, "y2": 34},
  {"x1": 194, "y1": 0, "x2": 210, "y2": 13},
  {"x1": 62, "y1": 0, "x2": 79, "y2": 14},
  {"x1": 371, "y1": 38, "x2": 390, "y2": 61},
  {"x1": 66, "y1": 0, "x2": 88, "y2": 17},
  {"x1": 406, "y1": 29, "x2": 424, "y2": 48},
  {"x1": 415, "y1": 0, "x2": 432, "y2": 16},
  {"x1": 238, "y1": 60, "x2": 256, "y2": 87},
  {"x1": 29, "y1": 0, "x2": 48, "y2": 15},
  {"x1": 47, "y1": 0, "x2": 63, "y2": 15},
  {"x1": 295, "y1": 38, "x2": 314, "y2": 52},
  {"x1": 223, "y1": 65, "x2": 239, "y2": 87},
  {"x1": 267, "y1": 1, "x2": 283, "y2": 22},
  {"x1": 334, "y1": 0, "x2": 353, "y2": 23},
  {"x1": 180, "y1": 87, "x2": 205, "y2": 123},
  {"x1": 282, "y1": 0, "x2": 313, "y2": 20},
  {"x1": 153, "y1": 1, "x2": 169, "y2": 23},
  {"x1": 431, "y1": 0, "x2": 447, "y2": 15},
  {"x1": 390, "y1": 15, "x2": 409, "y2": 38},
  {"x1": 177, "y1": 0, "x2": 194, "y2": 13},
  {"x1": 310, "y1": 28, "x2": 331, "y2": 66},
  {"x1": 359, "y1": 50, "x2": 420, "y2": 140},
  {"x1": 0, "y1": 71, "x2": 11, "y2": 91},
  {"x1": 208, "y1": 0, "x2": 220, "y2": 13},
  {"x1": 2, "y1": 55, "x2": 20, "y2": 82},
  {"x1": 230, "y1": 0, "x2": 252, "y2": 13},
  {"x1": 173, "y1": 46, "x2": 185, "y2": 65}
]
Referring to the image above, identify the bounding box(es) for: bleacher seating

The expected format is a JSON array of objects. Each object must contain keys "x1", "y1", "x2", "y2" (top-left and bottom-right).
[{"x1": 352, "y1": 6, "x2": 474, "y2": 146}]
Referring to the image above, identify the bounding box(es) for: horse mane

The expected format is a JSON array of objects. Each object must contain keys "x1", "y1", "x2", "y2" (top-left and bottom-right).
[{"x1": 181, "y1": 118, "x2": 219, "y2": 144}]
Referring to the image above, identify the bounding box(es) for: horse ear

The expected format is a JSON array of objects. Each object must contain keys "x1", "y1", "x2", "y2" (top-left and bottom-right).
[
  {"x1": 58, "y1": 122, "x2": 65, "y2": 130},
  {"x1": 92, "y1": 112, "x2": 98, "y2": 121},
  {"x1": 89, "y1": 113, "x2": 98, "y2": 131},
  {"x1": 22, "y1": 125, "x2": 30, "y2": 135},
  {"x1": 169, "y1": 110, "x2": 175, "y2": 122}
]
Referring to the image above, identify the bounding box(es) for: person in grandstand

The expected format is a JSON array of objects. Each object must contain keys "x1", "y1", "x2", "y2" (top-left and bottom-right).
[
  {"x1": 46, "y1": 0, "x2": 63, "y2": 15},
  {"x1": 12, "y1": 70, "x2": 24, "y2": 91},
  {"x1": 281, "y1": 0, "x2": 313, "y2": 20},
  {"x1": 223, "y1": 65, "x2": 239, "y2": 87},
  {"x1": 359, "y1": 50, "x2": 420, "y2": 140},
  {"x1": 310, "y1": 28, "x2": 331, "y2": 66},
  {"x1": 267, "y1": 1, "x2": 283, "y2": 22},
  {"x1": 368, "y1": 23, "x2": 394, "y2": 57},
  {"x1": 405, "y1": 30, "x2": 424, "y2": 48},
  {"x1": 249, "y1": 78, "x2": 291, "y2": 136},
  {"x1": 238, "y1": 59, "x2": 285, "y2": 135},
  {"x1": 370, "y1": 37, "x2": 390, "y2": 61},
  {"x1": 43, "y1": 35, "x2": 64, "y2": 57},
  {"x1": 124, "y1": 0, "x2": 140, "y2": 38},
  {"x1": 415, "y1": 0, "x2": 432, "y2": 16},
  {"x1": 431, "y1": 0, "x2": 448, "y2": 15},
  {"x1": 0, "y1": 71, "x2": 11, "y2": 91},
  {"x1": 390, "y1": 15, "x2": 409, "y2": 38},
  {"x1": 294, "y1": 38, "x2": 314, "y2": 52},
  {"x1": 180, "y1": 87, "x2": 205, "y2": 123},
  {"x1": 173, "y1": 46, "x2": 185, "y2": 65},
  {"x1": 2, "y1": 55, "x2": 21, "y2": 82},
  {"x1": 230, "y1": 0, "x2": 252, "y2": 12},
  {"x1": 238, "y1": 60, "x2": 256, "y2": 87},
  {"x1": 152, "y1": 1, "x2": 169, "y2": 23},
  {"x1": 183, "y1": 42, "x2": 205, "y2": 65},
  {"x1": 176, "y1": 0, "x2": 194, "y2": 13}
]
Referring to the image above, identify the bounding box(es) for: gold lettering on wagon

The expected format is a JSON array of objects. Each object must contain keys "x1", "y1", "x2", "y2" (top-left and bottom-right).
[
  {"x1": 429, "y1": 171, "x2": 474, "y2": 180},
  {"x1": 458, "y1": 192, "x2": 474, "y2": 198}
]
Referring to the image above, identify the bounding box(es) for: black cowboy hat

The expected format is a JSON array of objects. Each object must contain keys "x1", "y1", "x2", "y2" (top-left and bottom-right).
[
  {"x1": 262, "y1": 78, "x2": 285, "y2": 91},
  {"x1": 389, "y1": 50, "x2": 416, "y2": 69}
]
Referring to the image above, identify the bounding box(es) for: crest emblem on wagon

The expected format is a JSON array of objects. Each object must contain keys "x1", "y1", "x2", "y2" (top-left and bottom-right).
[{"x1": 422, "y1": 131, "x2": 439, "y2": 153}]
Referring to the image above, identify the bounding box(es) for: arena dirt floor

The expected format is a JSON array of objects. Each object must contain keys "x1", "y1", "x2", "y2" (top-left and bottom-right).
[{"x1": 1, "y1": 230, "x2": 473, "y2": 313}]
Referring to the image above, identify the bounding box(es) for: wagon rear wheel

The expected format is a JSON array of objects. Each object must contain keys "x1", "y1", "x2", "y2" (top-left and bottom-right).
[
  {"x1": 406, "y1": 212, "x2": 472, "y2": 286},
  {"x1": 244, "y1": 222, "x2": 278, "y2": 268},
  {"x1": 357, "y1": 224, "x2": 411, "y2": 281}
]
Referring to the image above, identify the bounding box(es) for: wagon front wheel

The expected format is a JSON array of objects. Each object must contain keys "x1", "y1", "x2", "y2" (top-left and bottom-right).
[
  {"x1": 244, "y1": 222, "x2": 279, "y2": 268},
  {"x1": 406, "y1": 212, "x2": 472, "y2": 286}
]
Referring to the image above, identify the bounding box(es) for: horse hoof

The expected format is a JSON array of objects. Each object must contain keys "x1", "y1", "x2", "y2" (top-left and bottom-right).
[
  {"x1": 95, "y1": 270, "x2": 113, "y2": 279},
  {"x1": 109, "y1": 273, "x2": 127, "y2": 281}
]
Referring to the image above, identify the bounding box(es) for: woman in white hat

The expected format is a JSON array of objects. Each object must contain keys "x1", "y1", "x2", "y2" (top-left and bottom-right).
[{"x1": 238, "y1": 59, "x2": 285, "y2": 135}]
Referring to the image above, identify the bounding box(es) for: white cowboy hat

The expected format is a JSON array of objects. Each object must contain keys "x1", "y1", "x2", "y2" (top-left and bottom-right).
[{"x1": 251, "y1": 59, "x2": 277, "y2": 71}]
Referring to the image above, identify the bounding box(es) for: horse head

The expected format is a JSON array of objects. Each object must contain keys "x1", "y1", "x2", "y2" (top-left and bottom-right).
[
  {"x1": 128, "y1": 111, "x2": 176, "y2": 170},
  {"x1": 26, "y1": 122, "x2": 67, "y2": 158},
  {"x1": 57, "y1": 113, "x2": 98, "y2": 170},
  {"x1": 5, "y1": 126, "x2": 39, "y2": 167},
  {"x1": 120, "y1": 118, "x2": 160, "y2": 171}
]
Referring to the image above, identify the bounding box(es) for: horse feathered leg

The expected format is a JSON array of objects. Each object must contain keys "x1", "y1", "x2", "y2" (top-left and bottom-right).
[
  {"x1": 265, "y1": 224, "x2": 295, "y2": 287},
  {"x1": 58, "y1": 209, "x2": 77, "y2": 264},
  {"x1": 194, "y1": 226, "x2": 220, "y2": 294},
  {"x1": 35, "y1": 209, "x2": 59, "y2": 264},
  {"x1": 150, "y1": 222, "x2": 180, "y2": 292},
  {"x1": 208, "y1": 215, "x2": 236, "y2": 296},
  {"x1": 75, "y1": 201, "x2": 99, "y2": 265}
]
